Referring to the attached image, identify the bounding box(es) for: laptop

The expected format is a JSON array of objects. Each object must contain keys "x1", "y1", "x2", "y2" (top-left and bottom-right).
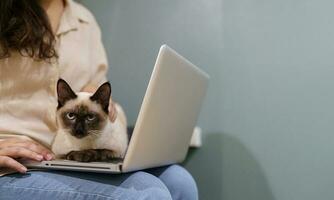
[{"x1": 24, "y1": 45, "x2": 209, "y2": 173}]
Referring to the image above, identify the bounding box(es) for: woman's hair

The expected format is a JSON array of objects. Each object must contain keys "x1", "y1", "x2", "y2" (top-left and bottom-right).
[{"x1": 0, "y1": 0, "x2": 57, "y2": 61}]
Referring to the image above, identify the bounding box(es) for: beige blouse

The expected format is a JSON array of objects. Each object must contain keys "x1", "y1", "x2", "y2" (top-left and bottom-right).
[{"x1": 0, "y1": 0, "x2": 108, "y2": 148}]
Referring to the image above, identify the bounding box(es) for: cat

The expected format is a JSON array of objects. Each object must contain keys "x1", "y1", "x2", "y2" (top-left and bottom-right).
[{"x1": 51, "y1": 79, "x2": 129, "y2": 162}]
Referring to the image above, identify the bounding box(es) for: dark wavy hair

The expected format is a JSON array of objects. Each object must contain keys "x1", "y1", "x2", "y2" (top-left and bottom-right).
[{"x1": 0, "y1": 0, "x2": 57, "y2": 61}]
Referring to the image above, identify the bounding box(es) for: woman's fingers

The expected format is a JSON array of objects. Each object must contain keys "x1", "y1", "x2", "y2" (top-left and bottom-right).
[
  {"x1": 0, "y1": 138, "x2": 54, "y2": 172},
  {"x1": 16, "y1": 141, "x2": 54, "y2": 160},
  {"x1": 0, "y1": 138, "x2": 54, "y2": 160},
  {"x1": 0, "y1": 156, "x2": 27, "y2": 173},
  {"x1": 108, "y1": 100, "x2": 118, "y2": 122},
  {"x1": 110, "y1": 110, "x2": 117, "y2": 122},
  {"x1": 0, "y1": 147, "x2": 44, "y2": 161}
]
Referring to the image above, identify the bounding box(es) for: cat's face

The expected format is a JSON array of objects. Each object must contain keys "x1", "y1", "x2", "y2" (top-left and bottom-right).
[{"x1": 56, "y1": 79, "x2": 111, "y2": 139}]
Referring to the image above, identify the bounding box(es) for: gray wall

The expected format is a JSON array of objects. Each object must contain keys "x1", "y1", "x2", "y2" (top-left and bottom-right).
[{"x1": 80, "y1": 0, "x2": 334, "y2": 199}]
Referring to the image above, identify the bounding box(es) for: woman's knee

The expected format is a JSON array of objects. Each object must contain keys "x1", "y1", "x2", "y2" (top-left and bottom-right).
[
  {"x1": 120, "y1": 171, "x2": 172, "y2": 200},
  {"x1": 159, "y1": 165, "x2": 198, "y2": 200}
]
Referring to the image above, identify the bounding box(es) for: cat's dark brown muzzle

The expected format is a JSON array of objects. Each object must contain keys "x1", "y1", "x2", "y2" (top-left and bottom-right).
[{"x1": 72, "y1": 123, "x2": 88, "y2": 138}]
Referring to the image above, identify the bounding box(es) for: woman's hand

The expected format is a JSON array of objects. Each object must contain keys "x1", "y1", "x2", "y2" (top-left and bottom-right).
[
  {"x1": 108, "y1": 99, "x2": 118, "y2": 123},
  {"x1": 0, "y1": 137, "x2": 54, "y2": 173}
]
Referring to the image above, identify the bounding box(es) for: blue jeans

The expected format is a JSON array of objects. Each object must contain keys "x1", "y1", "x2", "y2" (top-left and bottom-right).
[{"x1": 0, "y1": 165, "x2": 198, "y2": 200}]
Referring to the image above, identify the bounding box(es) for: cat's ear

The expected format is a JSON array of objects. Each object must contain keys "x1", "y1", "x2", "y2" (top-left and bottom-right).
[
  {"x1": 57, "y1": 79, "x2": 77, "y2": 109},
  {"x1": 90, "y1": 82, "x2": 111, "y2": 113}
]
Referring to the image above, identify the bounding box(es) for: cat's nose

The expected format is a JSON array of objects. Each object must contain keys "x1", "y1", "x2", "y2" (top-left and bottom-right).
[
  {"x1": 76, "y1": 130, "x2": 85, "y2": 135},
  {"x1": 73, "y1": 131, "x2": 86, "y2": 138},
  {"x1": 74, "y1": 123, "x2": 86, "y2": 138}
]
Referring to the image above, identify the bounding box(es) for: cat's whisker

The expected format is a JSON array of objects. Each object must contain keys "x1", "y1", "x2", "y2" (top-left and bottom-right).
[
  {"x1": 90, "y1": 130, "x2": 101, "y2": 134},
  {"x1": 88, "y1": 130, "x2": 102, "y2": 138}
]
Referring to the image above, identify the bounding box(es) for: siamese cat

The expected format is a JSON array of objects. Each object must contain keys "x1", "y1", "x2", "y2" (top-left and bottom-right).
[{"x1": 51, "y1": 79, "x2": 128, "y2": 162}]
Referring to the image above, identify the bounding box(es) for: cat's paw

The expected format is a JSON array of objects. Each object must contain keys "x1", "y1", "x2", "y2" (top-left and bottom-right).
[
  {"x1": 100, "y1": 149, "x2": 120, "y2": 161},
  {"x1": 66, "y1": 150, "x2": 99, "y2": 162}
]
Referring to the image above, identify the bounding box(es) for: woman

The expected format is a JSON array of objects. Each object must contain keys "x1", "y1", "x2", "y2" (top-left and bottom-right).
[{"x1": 0, "y1": 0, "x2": 198, "y2": 199}]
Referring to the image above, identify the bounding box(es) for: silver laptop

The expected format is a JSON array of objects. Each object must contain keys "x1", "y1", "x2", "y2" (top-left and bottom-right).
[{"x1": 24, "y1": 45, "x2": 209, "y2": 173}]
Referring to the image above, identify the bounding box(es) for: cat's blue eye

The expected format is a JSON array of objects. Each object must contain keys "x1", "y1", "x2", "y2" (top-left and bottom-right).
[
  {"x1": 86, "y1": 114, "x2": 95, "y2": 121},
  {"x1": 66, "y1": 112, "x2": 76, "y2": 120}
]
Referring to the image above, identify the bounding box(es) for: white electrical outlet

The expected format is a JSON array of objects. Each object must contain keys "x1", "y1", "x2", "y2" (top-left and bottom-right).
[{"x1": 189, "y1": 126, "x2": 202, "y2": 148}]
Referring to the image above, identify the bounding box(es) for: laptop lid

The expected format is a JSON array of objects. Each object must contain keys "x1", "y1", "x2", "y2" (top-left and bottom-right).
[{"x1": 122, "y1": 45, "x2": 209, "y2": 172}]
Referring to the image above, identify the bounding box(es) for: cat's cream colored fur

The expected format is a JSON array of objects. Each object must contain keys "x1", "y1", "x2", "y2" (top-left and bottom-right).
[{"x1": 51, "y1": 92, "x2": 128, "y2": 159}]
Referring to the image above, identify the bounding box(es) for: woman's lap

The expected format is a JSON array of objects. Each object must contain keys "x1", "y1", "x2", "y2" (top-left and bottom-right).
[
  {"x1": 0, "y1": 164, "x2": 198, "y2": 200},
  {"x1": 152, "y1": 165, "x2": 198, "y2": 200},
  {"x1": 0, "y1": 170, "x2": 171, "y2": 200}
]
